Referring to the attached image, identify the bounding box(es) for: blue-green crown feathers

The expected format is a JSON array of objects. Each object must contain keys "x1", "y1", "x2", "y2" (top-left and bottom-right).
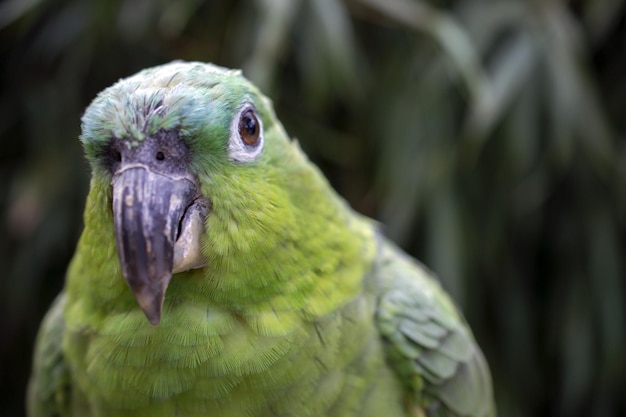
[{"x1": 80, "y1": 62, "x2": 269, "y2": 165}]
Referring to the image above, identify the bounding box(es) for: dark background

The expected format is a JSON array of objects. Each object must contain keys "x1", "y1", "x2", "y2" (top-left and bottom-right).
[{"x1": 1, "y1": 0, "x2": 625, "y2": 416}]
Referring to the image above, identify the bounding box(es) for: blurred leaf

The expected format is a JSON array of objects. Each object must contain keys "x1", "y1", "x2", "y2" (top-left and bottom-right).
[
  {"x1": 377, "y1": 54, "x2": 456, "y2": 244},
  {"x1": 244, "y1": 0, "x2": 301, "y2": 92},
  {"x1": 159, "y1": 0, "x2": 204, "y2": 38},
  {"x1": 587, "y1": 206, "x2": 625, "y2": 374},
  {"x1": 295, "y1": 0, "x2": 362, "y2": 107},
  {"x1": 461, "y1": 30, "x2": 538, "y2": 165},
  {"x1": 578, "y1": 0, "x2": 625, "y2": 44},
  {"x1": 30, "y1": 2, "x2": 91, "y2": 60},
  {"x1": 0, "y1": 0, "x2": 44, "y2": 30},
  {"x1": 558, "y1": 274, "x2": 594, "y2": 416},
  {"x1": 425, "y1": 187, "x2": 465, "y2": 304},
  {"x1": 353, "y1": 0, "x2": 491, "y2": 106},
  {"x1": 459, "y1": 1, "x2": 528, "y2": 52}
]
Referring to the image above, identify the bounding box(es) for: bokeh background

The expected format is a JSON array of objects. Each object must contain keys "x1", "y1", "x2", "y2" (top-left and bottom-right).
[{"x1": 1, "y1": 0, "x2": 625, "y2": 416}]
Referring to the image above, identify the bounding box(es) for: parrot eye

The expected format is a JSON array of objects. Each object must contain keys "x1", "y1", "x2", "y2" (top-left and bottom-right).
[
  {"x1": 239, "y1": 109, "x2": 260, "y2": 146},
  {"x1": 228, "y1": 104, "x2": 264, "y2": 162}
]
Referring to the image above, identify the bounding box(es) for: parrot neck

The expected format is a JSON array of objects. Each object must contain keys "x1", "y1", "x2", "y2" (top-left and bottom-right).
[{"x1": 194, "y1": 140, "x2": 378, "y2": 321}]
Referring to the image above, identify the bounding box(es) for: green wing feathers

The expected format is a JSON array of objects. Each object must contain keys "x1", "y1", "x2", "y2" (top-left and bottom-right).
[
  {"x1": 27, "y1": 294, "x2": 70, "y2": 417},
  {"x1": 375, "y1": 241, "x2": 495, "y2": 417}
]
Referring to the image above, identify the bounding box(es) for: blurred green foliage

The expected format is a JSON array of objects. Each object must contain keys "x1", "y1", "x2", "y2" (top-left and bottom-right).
[{"x1": 1, "y1": 0, "x2": 625, "y2": 416}]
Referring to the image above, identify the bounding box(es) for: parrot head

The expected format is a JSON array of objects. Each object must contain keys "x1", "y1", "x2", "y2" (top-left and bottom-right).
[{"x1": 80, "y1": 62, "x2": 297, "y2": 325}]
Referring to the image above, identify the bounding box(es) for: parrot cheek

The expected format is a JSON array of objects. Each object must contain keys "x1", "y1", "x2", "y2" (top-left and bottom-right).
[
  {"x1": 112, "y1": 165, "x2": 198, "y2": 325},
  {"x1": 172, "y1": 198, "x2": 209, "y2": 274}
]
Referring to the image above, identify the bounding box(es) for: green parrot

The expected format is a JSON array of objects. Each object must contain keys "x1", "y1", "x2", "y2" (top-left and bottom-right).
[{"x1": 27, "y1": 62, "x2": 495, "y2": 417}]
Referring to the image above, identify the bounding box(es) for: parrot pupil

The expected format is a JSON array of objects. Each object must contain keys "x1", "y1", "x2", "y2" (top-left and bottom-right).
[
  {"x1": 239, "y1": 109, "x2": 259, "y2": 146},
  {"x1": 156, "y1": 151, "x2": 165, "y2": 161}
]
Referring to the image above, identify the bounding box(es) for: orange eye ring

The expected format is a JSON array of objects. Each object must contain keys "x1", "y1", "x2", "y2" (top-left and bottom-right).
[{"x1": 239, "y1": 109, "x2": 260, "y2": 146}]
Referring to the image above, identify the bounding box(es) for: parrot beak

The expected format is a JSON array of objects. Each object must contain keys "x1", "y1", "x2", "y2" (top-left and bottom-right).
[{"x1": 112, "y1": 165, "x2": 203, "y2": 325}]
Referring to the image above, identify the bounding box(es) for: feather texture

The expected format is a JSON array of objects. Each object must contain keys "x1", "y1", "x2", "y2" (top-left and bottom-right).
[
  {"x1": 375, "y1": 242, "x2": 494, "y2": 417},
  {"x1": 28, "y1": 62, "x2": 494, "y2": 417}
]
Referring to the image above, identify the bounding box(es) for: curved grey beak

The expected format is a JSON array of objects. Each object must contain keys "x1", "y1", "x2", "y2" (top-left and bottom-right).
[{"x1": 112, "y1": 165, "x2": 197, "y2": 325}]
